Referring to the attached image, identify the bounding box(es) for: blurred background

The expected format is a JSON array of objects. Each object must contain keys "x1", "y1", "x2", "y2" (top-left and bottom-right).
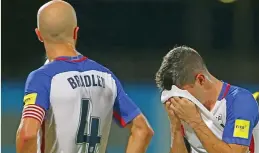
[{"x1": 2, "y1": 0, "x2": 259, "y2": 152}]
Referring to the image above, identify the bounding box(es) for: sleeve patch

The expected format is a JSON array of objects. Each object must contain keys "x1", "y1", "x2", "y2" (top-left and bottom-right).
[
  {"x1": 233, "y1": 119, "x2": 250, "y2": 139},
  {"x1": 24, "y1": 93, "x2": 37, "y2": 106},
  {"x1": 22, "y1": 105, "x2": 45, "y2": 124}
]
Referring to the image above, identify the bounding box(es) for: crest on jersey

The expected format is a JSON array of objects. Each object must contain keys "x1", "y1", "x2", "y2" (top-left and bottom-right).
[{"x1": 216, "y1": 114, "x2": 223, "y2": 125}]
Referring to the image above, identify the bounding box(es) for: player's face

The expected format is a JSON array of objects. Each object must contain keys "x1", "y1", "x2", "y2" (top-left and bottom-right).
[
  {"x1": 183, "y1": 74, "x2": 215, "y2": 105},
  {"x1": 183, "y1": 84, "x2": 206, "y2": 104}
]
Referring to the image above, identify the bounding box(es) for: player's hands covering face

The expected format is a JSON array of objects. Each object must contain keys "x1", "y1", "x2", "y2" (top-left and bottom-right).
[
  {"x1": 170, "y1": 97, "x2": 202, "y2": 127},
  {"x1": 164, "y1": 99, "x2": 181, "y2": 130}
]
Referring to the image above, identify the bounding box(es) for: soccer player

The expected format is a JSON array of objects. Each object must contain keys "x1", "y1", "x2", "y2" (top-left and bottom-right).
[
  {"x1": 16, "y1": 1, "x2": 153, "y2": 153},
  {"x1": 155, "y1": 46, "x2": 259, "y2": 153}
]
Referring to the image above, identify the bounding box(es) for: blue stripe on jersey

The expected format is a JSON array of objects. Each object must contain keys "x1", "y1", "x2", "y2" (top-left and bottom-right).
[
  {"x1": 24, "y1": 55, "x2": 141, "y2": 126},
  {"x1": 222, "y1": 83, "x2": 259, "y2": 146}
]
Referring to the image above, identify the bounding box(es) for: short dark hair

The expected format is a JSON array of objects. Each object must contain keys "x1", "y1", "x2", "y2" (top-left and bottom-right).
[{"x1": 155, "y1": 46, "x2": 208, "y2": 90}]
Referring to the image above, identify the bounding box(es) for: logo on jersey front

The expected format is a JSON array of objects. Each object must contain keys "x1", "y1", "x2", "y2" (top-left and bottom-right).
[
  {"x1": 216, "y1": 114, "x2": 223, "y2": 124},
  {"x1": 216, "y1": 114, "x2": 225, "y2": 128},
  {"x1": 233, "y1": 119, "x2": 250, "y2": 139},
  {"x1": 23, "y1": 93, "x2": 37, "y2": 106}
]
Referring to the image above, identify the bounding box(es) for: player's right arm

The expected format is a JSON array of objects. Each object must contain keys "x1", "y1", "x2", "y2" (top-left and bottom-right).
[
  {"x1": 16, "y1": 70, "x2": 50, "y2": 153},
  {"x1": 165, "y1": 99, "x2": 189, "y2": 153},
  {"x1": 112, "y1": 74, "x2": 154, "y2": 153}
]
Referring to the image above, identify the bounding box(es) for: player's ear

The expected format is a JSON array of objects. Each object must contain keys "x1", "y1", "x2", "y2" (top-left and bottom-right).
[
  {"x1": 73, "y1": 27, "x2": 79, "y2": 40},
  {"x1": 35, "y1": 28, "x2": 43, "y2": 42},
  {"x1": 195, "y1": 73, "x2": 205, "y2": 86}
]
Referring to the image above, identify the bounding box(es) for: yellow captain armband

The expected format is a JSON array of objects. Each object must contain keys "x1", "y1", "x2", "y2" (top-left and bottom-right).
[{"x1": 23, "y1": 93, "x2": 37, "y2": 106}]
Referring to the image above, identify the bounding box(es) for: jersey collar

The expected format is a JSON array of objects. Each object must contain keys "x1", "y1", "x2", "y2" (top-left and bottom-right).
[
  {"x1": 217, "y1": 82, "x2": 231, "y2": 101},
  {"x1": 55, "y1": 55, "x2": 87, "y2": 62}
]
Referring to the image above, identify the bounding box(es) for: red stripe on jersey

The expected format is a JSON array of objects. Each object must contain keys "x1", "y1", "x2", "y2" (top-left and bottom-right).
[
  {"x1": 24, "y1": 105, "x2": 45, "y2": 116},
  {"x1": 222, "y1": 84, "x2": 231, "y2": 99},
  {"x1": 113, "y1": 111, "x2": 127, "y2": 127},
  {"x1": 249, "y1": 135, "x2": 255, "y2": 153},
  {"x1": 22, "y1": 105, "x2": 45, "y2": 124},
  {"x1": 41, "y1": 121, "x2": 46, "y2": 153},
  {"x1": 22, "y1": 115, "x2": 42, "y2": 124},
  {"x1": 71, "y1": 56, "x2": 87, "y2": 62},
  {"x1": 55, "y1": 56, "x2": 87, "y2": 62},
  {"x1": 23, "y1": 111, "x2": 44, "y2": 121},
  {"x1": 23, "y1": 113, "x2": 43, "y2": 123}
]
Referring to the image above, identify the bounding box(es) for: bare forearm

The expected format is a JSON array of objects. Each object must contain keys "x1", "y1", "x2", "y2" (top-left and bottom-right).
[
  {"x1": 170, "y1": 128, "x2": 188, "y2": 153},
  {"x1": 126, "y1": 131, "x2": 152, "y2": 153},
  {"x1": 191, "y1": 120, "x2": 234, "y2": 153},
  {"x1": 16, "y1": 135, "x2": 37, "y2": 153},
  {"x1": 16, "y1": 117, "x2": 41, "y2": 153}
]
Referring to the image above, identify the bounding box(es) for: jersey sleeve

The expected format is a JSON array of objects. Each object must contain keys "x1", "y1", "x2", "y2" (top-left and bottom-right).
[
  {"x1": 22, "y1": 70, "x2": 51, "y2": 124},
  {"x1": 222, "y1": 91, "x2": 259, "y2": 146},
  {"x1": 112, "y1": 75, "x2": 142, "y2": 127}
]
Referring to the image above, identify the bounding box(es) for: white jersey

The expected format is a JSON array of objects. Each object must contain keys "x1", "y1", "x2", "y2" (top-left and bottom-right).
[
  {"x1": 182, "y1": 83, "x2": 259, "y2": 153},
  {"x1": 22, "y1": 55, "x2": 141, "y2": 153}
]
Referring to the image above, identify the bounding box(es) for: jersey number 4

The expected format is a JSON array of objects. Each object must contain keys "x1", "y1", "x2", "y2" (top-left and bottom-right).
[{"x1": 76, "y1": 99, "x2": 101, "y2": 153}]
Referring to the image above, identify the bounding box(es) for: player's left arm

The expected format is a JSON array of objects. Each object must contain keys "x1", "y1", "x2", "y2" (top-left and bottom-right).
[
  {"x1": 191, "y1": 92, "x2": 259, "y2": 153},
  {"x1": 16, "y1": 70, "x2": 50, "y2": 153},
  {"x1": 112, "y1": 75, "x2": 153, "y2": 153}
]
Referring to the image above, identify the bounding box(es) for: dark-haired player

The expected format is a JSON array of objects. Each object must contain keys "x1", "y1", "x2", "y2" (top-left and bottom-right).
[{"x1": 156, "y1": 46, "x2": 259, "y2": 153}]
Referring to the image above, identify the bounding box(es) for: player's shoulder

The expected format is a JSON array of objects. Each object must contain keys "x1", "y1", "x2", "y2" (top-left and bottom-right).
[
  {"x1": 27, "y1": 60, "x2": 74, "y2": 81},
  {"x1": 84, "y1": 59, "x2": 120, "y2": 85},
  {"x1": 84, "y1": 58, "x2": 113, "y2": 74},
  {"x1": 226, "y1": 84, "x2": 258, "y2": 111},
  {"x1": 30, "y1": 61, "x2": 67, "y2": 78},
  {"x1": 227, "y1": 85, "x2": 254, "y2": 101},
  {"x1": 26, "y1": 64, "x2": 53, "y2": 84}
]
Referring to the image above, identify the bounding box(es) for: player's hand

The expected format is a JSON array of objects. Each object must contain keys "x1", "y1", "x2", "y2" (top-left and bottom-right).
[
  {"x1": 164, "y1": 99, "x2": 181, "y2": 130},
  {"x1": 170, "y1": 97, "x2": 202, "y2": 127}
]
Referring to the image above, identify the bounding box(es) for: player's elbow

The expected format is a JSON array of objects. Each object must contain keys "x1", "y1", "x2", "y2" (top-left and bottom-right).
[
  {"x1": 130, "y1": 114, "x2": 154, "y2": 139},
  {"x1": 16, "y1": 123, "x2": 39, "y2": 153},
  {"x1": 17, "y1": 126, "x2": 38, "y2": 142},
  {"x1": 16, "y1": 118, "x2": 41, "y2": 141},
  {"x1": 134, "y1": 123, "x2": 154, "y2": 139},
  {"x1": 139, "y1": 125, "x2": 154, "y2": 139}
]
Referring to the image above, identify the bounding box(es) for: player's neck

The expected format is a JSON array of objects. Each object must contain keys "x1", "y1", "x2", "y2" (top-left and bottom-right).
[
  {"x1": 214, "y1": 78, "x2": 224, "y2": 102},
  {"x1": 204, "y1": 76, "x2": 223, "y2": 111},
  {"x1": 45, "y1": 43, "x2": 78, "y2": 61}
]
